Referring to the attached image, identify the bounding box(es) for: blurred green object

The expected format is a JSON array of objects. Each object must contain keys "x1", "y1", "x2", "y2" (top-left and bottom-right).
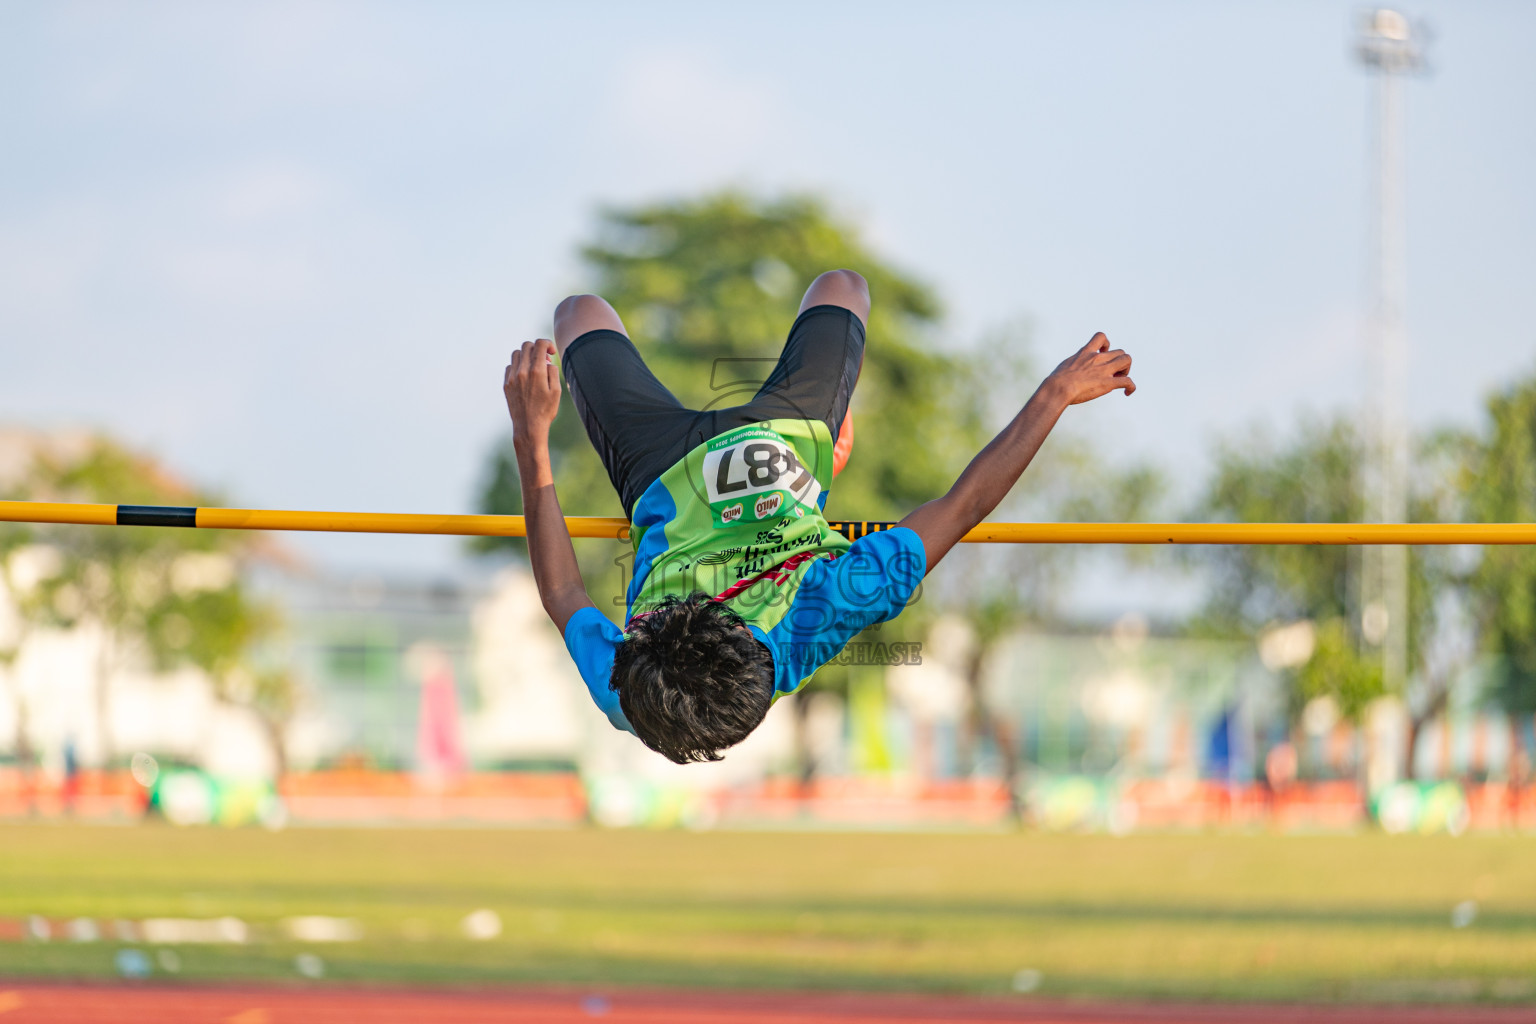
[
  {"x1": 847, "y1": 670, "x2": 893, "y2": 776},
  {"x1": 152, "y1": 768, "x2": 279, "y2": 828},
  {"x1": 1372, "y1": 780, "x2": 1471, "y2": 836},
  {"x1": 1468, "y1": 376, "x2": 1536, "y2": 718},
  {"x1": 1022, "y1": 772, "x2": 1131, "y2": 833},
  {"x1": 584, "y1": 775, "x2": 710, "y2": 830}
]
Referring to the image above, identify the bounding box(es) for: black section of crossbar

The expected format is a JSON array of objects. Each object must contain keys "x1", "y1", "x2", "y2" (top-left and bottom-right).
[
  {"x1": 98, "y1": 507, "x2": 899, "y2": 536},
  {"x1": 116, "y1": 505, "x2": 198, "y2": 528},
  {"x1": 827, "y1": 520, "x2": 896, "y2": 541}
]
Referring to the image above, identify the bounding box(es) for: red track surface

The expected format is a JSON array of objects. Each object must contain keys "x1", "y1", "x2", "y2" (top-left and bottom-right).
[{"x1": 0, "y1": 984, "x2": 1532, "y2": 1024}]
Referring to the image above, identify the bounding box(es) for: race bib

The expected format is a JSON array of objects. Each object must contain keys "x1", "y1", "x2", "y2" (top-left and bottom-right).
[{"x1": 700, "y1": 427, "x2": 823, "y2": 528}]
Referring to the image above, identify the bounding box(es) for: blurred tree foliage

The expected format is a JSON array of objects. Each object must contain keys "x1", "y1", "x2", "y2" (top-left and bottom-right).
[
  {"x1": 1192, "y1": 415, "x2": 1459, "y2": 729},
  {"x1": 1467, "y1": 377, "x2": 1536, "y2": 716},
  {"x1": 0, "y1": 484, "x2": 36, "y2": 772},
  {"x1": 1197, "y1": 417, "x2": 1364, "y2": 629},
  {"x1": 0, "y1": 436, "x2": 292, "y2": 774},
  {"x1": 1294, "y1": 618, "x2": 1383, "y2": 724},
  {"x1": 935, "y1": 355, "x2": 1166, "y2": 808},
  {"x1": 475, "y1": 192, "x2": 989, "y2": 613}
]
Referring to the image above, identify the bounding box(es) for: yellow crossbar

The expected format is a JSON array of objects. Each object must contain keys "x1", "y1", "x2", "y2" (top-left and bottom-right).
[{"x1": 1, "y1": 500, "x2": 1533, "y2": 544}]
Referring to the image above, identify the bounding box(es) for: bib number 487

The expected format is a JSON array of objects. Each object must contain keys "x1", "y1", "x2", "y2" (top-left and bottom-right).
[{"x1": 703, "y1": 439, "x2": 820, "y2": 508}]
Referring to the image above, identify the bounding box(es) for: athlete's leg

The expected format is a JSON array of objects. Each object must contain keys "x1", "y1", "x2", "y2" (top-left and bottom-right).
[
  {"x1": 554, "y1": 293, "x2": 628, "y2": 357},
  {"x1": 798, "y1": 272, "x2": 866, "y2": 474},
  {"x1": 797, "y1": 268, "x2": 869, "y2": 328},
  {"x1": 718, "y1": 269, "x2": 868, "y2": 480},
  {"x1": 552, "y1": 294, "x2": 697, "y2": 516}
]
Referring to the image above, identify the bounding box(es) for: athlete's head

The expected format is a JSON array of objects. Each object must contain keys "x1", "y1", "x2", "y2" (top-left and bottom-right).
[{"x1": 610, "y1": 593, "x2": 775, "y2": 764}]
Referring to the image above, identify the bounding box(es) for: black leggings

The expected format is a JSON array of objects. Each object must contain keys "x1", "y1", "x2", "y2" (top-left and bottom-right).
[{"x1": 561, "y1": 304, "x2": 865, "y2": 517}]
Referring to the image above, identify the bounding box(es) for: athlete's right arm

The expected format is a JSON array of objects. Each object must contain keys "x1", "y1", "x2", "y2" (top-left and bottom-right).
[
  {"x1": 504, "y1": 338, "x2": 596, "y2": 633},
  {"x1": 897, "y1": 332, "x2": 1134, "y2": 573}
]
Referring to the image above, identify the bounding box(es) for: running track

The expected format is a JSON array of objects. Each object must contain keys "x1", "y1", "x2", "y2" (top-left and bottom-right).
[{"x1": 0, "y1": 985, "x2": 1532, "y2": 1023}]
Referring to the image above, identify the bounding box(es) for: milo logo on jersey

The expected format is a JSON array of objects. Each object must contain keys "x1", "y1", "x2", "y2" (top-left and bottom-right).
[{"x1": 700, "y1": 424, "x2": 823, "y2": 529}]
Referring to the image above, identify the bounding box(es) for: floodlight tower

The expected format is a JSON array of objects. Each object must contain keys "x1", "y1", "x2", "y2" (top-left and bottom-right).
[{"x1": 1355, "y1": 9, "x2": 1426, "y2": 695}]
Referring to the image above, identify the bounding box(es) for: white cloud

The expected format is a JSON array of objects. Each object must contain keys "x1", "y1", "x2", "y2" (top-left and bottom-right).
[
  {"x1": 0, "y1": 202, "x2": 108, "y2": 319},
  {"x1": 609, "y1": 52, "x2": 788, "y2": 180},
  {"x1": 158, "y1": 244, "x2": 319, "y2": 306},
  {"x1": 46, "y1": 2, "x2": 425, "y2": 119},
  {"x1": 215, "y1": 162, "x2": 331, "y2": 223}
]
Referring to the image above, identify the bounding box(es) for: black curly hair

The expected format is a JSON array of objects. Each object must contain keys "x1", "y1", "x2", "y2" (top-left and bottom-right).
[{"x1": 610, "y1": 593, "x2": 776, "y2": 764}]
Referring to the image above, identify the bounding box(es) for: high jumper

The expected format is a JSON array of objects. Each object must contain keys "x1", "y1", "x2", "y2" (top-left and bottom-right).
[{"x1": 502, "y1": 269, "x2": 1134, "y2": 763}]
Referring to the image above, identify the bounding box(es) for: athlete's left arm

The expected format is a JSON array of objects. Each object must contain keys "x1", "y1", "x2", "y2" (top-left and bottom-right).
[
  {"x1": 897, "y1": 332, "x2": 1134, "y2": 573},
  {"x1": 504, "y1": 338, "x2": 597, "y2": 632}
]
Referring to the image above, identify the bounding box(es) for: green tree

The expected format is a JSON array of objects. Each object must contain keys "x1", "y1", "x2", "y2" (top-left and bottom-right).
[
  {"x1": 143, "y1": 573, "x2": 297, "y2": 781},
  {"x1": 1198, "y1": 417, "x2": 1364, "y2": 631},
  {"x1": 474, "y1": 192, "x2": 986, "y2": 609},
  {"x1": 1400, "y1": 426, "x2": 1480, "y2": 773},
  {"x1": 0, "y1": 485, "x2": 40, "y2": 786},
  {"x1": 1294, "y1": 618, "x2": 1383, "y2": 724},
  {"x1": 1467, "y1": 377, "x2": 1536, "y2": 719},
  {"x1": 4, "y1": 436, "x2": 293, "y2": 775},
  {"x1": 928, "y1": 328, "x2": 1169, "y2": 810},
  {"x1": 1193, "y1": 415, "x2": 1463, "y2": 776}
]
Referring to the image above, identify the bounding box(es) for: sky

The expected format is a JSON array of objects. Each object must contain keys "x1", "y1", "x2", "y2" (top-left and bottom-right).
[{"x1": 2, "y1": 1, "x2": 1533, "y2": 578}]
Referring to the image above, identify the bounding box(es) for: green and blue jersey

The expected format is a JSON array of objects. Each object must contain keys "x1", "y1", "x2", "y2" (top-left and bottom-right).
[{"x1": 561, "y1": 418, "x2": 926, "y2": 734}]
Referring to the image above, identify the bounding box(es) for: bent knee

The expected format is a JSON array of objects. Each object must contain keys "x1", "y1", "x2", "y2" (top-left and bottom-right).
[
  {"x1": 819, "y1": 268, "x2": 867, "y2": 290},
  {"x1": 800, "y1": 269, "x2": 870, "y2": 325},
  {"x1": 553, "y1": 294, "x2": 626, "y2": 351},
  {"x1": 554, "y1": 293, "x2": 611, "y2": 323}
]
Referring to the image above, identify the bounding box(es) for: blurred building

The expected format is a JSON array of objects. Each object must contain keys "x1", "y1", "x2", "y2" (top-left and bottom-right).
[{"x1": 0, "y1": 545, "x2": 802, "y2": 785}]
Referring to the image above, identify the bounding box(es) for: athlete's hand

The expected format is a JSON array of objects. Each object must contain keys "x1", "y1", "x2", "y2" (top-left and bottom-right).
[
  {"x1": 504, "y1": 339, "x2": 562, "y2": 444},
  {"x1": 1044, "y1": 332, "x2": 1136, "y2": 406}
]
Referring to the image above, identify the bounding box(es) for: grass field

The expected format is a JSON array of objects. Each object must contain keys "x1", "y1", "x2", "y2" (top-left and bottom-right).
[{"x1": 2, "y1": 824, "x2": 1535, "y2": 1005}]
